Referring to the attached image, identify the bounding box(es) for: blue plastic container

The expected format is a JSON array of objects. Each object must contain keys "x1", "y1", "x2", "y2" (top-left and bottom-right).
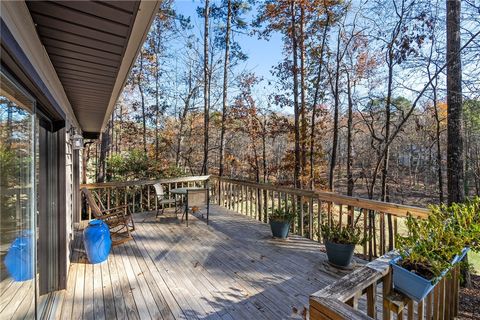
[
  {"x1": 391, "y1": 247, "x2": 469, "y2": 301},
  {"x1": 451, "y1": 247, "x2": 469, "y2": 265},
  {"x1": 391, "y1": 256, "x2": 436, "y2": 301},
  {"x1": 4, "y1": 231, "x2": 35, "y2": 281},
  {"x1": 269, "y1": 221, "x2": 290, "y2": 239},
  {"x1": 83, "y1": 220, "x2": 112, "y2": 264}
]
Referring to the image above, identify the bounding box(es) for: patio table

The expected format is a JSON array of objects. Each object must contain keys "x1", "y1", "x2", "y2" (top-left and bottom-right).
[{"x1": 170, "y1": 187, "x2": 204, "y2": 195}]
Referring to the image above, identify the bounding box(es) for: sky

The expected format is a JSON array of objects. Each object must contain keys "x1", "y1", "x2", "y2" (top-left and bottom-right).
[{"x1": 173, "y1": 0, "x2": 284, "y2": 82}]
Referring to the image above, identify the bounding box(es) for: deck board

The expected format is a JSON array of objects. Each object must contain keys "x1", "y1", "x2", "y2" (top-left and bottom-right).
[
  {"x1": 2, "y1": 205, "x2": 359, "y2": 319},
  {"x1": 101, "y1": 205, "x2": 345, "y2": 319}
]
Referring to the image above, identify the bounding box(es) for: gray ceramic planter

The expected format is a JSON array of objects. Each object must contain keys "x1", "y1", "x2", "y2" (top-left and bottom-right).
[
  {"x1": 325, "y1": 241, "x2": 355, "y2": 267},
  {"x1": 269, "y1": 221, "x2": 290, "y2": 239}
]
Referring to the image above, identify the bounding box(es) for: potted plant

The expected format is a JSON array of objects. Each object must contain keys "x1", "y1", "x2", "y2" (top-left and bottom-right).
[
  {"x1": 392, "y1": 197, "x2": 480, "y2": 301},
  {"x1": 320, "y1": 216, "x2": 368, "y2": 268},
  {"x1": 269, "y1": 208, "x2": 296, "y2": 239}
]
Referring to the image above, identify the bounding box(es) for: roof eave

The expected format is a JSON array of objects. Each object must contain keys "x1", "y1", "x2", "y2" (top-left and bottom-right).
[{"x1": 100, "y1": 0, "x2": 160, "y2": 134}]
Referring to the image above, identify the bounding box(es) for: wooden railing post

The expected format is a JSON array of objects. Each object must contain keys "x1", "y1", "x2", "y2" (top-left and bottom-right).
[
  {"x1": 309, "y1": 197, "x2": 314, "y2": 240},
  {"x1": 366, "y1": 283, "x2": 377, "y2": 318},
  {"x1": 299, "y1": 196, "x2": 304, "y2": 237},
  {"x1": 147, "y1": 185, "x2": 150, "y2": 211},
  {"x1": 310, "y1": 252, "x2": 396, "y2": 320},
  {"x1": 257, "y1": 188, "x2": 262, "y2": 222},
  {"x1": 263, "y1": 189, "x2": 268, "y2": 223},
  {"x1": 382, "y1": 265, "x2": 392, "y2": 320}
]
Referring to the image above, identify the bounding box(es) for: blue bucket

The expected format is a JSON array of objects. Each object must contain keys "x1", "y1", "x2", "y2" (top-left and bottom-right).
[
  {"x1": 4, "y1": 231, "x2": 34, "y2": 282},
  {"x1": 83, "y1": 220, "x2": 112, "y2": 264},
  {"x1": 390, "y1": 256, "x2": 436, "y2": 301}
]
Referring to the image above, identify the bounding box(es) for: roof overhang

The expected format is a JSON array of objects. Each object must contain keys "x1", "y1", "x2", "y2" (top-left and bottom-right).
[{"x1": 26, "y1": 0, "x2": 160, "y2": 136}]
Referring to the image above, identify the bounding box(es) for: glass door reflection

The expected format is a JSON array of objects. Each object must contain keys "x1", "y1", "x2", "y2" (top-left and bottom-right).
[{"x1": 0, "y1": 71, "x2": 37, "y2": 318}]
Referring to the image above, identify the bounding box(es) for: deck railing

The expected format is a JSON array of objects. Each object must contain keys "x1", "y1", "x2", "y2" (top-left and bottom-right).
[
  {"x1": 79, "y1": 175, "x2": 458, "y2": 318},
  {"x1": 80, "y1": 174, "x2": 429, "y2": 259},
  {"x1": 79, "y1": 175, "x2": 210, "y2": 221},
  {"x1": 309, "y1": 251, "x2": 461, "y2": 320},
  {"x1": 210, "y1": 176, "x2": 429, "y2": 260}
]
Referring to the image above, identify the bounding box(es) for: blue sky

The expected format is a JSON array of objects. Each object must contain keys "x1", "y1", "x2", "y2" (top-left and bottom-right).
[{"x1": 173, "y1": 0, "x2": 284, "y2": 82}]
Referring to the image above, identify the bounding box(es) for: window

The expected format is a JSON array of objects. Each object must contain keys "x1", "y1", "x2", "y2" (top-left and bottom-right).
[{"x1": 0, "y1": 69, "x2": 37, "y2": 318}]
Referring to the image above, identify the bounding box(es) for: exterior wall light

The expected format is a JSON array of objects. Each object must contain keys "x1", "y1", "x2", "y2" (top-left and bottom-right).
[{"x1": 72, "y1": 133, "x2": 84, "y2": 150}]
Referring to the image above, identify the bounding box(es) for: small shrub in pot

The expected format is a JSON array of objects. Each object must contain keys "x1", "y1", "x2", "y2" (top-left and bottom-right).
[
  {"x1": 268, "y1": 208, "x2": 296, "y2": 239},
  {"x1": 320, "y1": 215, "x2": 368, "y2": 267}
]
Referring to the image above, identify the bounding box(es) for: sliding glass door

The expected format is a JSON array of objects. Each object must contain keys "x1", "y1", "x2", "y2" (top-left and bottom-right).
[{"x1": 0, "y1": 70, "x2": 37, "y2": 318}]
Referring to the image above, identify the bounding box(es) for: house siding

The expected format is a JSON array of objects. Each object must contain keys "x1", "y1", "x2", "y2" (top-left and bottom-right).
[{"x1": 1, "y1": 1, "x2": 81, "y2": 291}]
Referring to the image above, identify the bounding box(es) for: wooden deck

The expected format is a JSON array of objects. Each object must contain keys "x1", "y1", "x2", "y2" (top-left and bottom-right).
[
  {"x1": 54, "y1": 205, "x2": 361, "y2": 319},
  {"x1": 0, "y1": 266, "x2": 63, "y2": 319}
]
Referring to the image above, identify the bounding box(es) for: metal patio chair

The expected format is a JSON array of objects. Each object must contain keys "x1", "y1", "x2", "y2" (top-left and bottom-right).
[
  {"x1": 182, "y1": 188, "x2": 209, "y2": 226},
  {"x1": 153, "y1": 183, "x2": 177, "y2": 218}
]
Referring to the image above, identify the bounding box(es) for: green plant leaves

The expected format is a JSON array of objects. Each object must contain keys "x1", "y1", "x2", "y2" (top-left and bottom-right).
[
  {"x1": 268, "y1": 207, "x2": 296, "y2": 223},
  {"x1": 320, "y1": 216, "x2": 369, "y2": 245},
  {"x1": 396, "y1": 197, "x2": 480, "y2": 279}
]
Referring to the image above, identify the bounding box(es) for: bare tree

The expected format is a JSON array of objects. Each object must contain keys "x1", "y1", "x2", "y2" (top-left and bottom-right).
[
  {"x1": 219, "y1": 0, "x2": 232, "y2": 178},
  {"x1": 446, "y1": 0, "x2": 469, "y2": 287},
  {"x1": 310, "y1": 11, "x2": 330, "y2": 189},
  {"x1": 202, "y1": 0, "x2": 211, "y2": 174},
  {"x1": 138, "y1": 50, "x2": 147, "y2": 156},
  {"x1": 290, "y1": 0, "x2": 301, "y2": 189},
  {"x1": 446, "y1": 0, "x2": 465, "y2": 204}
]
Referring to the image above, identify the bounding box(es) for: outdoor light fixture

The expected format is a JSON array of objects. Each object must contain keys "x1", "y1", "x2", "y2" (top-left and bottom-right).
[{"x1": 71, "y1": 132, "x2": 84, "y2": 150}]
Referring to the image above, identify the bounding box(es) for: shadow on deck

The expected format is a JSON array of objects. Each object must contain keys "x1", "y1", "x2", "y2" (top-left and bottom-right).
[{"x1": 56, "y1": 205, "x2": 366, "y2": 319}]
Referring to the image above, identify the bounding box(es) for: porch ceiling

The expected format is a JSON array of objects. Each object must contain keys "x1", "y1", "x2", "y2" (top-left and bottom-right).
[{"x1": 26, "y1": 1, "x2": 145, "y2": 137}]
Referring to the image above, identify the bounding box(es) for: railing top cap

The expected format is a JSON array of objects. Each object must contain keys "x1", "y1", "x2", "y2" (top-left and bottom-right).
[
  {"x1": 212, "y1": 175, "x2": 429, "y2": 218},
  {"x1": 81, "y1": 175, "x2": 210, "y2": 189}
]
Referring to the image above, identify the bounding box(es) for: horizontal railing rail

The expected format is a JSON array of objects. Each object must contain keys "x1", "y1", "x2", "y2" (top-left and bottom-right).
[
  {"x1": 79, "y1": 175, "x2": 210, "y2": 221},
  {"x1": 210, "y1": 175, "x2": 429, "y2": 260},
  {"x1": 309, "y1": 252, "x2": 461, "y2": 319},
  {"x1": 81, "y1": 175, "x2": 211, "y2": 189}
]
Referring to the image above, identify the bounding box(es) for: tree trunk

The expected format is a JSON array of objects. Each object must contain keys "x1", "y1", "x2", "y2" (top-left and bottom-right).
[
  {"x1": 202, "y1": 0, "x2": 210, "y2": 175},
  {"x1": 176, "y1": 84, "x2": 197, "y2": 166},
  {"x1": 446, "y1": 0, "x2": 465, "y2": 199},
  {"x1": 6, "y1": 103, "x2": 13, "y2": 148},
  {"x1": 155, "y1": 50, "x2": 160, "y2": 161},
  {"x1": 219, "y1": 0, "x2": 232, "y2": 178},
  {"x1": 446, "y1": 0, "x2": 465, "y2": 204},
  {"x1": 138, "y1": 51, "x2": 147, "y2": 156},
  {"x1": 82, "y1": 143, "x2": 91, "y2": 185},
  {"x1": 381, "y1": 54, "x2": 394, "y2": 202},
  {"x1": 309, "y1": 15, "x2": 329, "y2": 190},
  {"x1": 97, "y1": 125, "x2": 110, "y2": 183},
  {"x1": 117, "y1": 103, "x2": 122, "y2": 154},
  {"x1": 328, "y1": 30, "x2": 341, "y2": 191},
  {"x1": 262, "y1": 118, "x2": 268, "y2": 183},
  {"x1": 346, "y1": 71, "x2": 354, "y2": 196},
  {"x1": 299, "y1": 4, "x2": 307, "y2": 186},
  {"x1": 432, "y1": 79, "x2": 444, "y2": 203},
  {"x1": 382, "y1": 46, "x2": 394, "y2": 251},
  {"x1": 290, "y1": 0, "x2": 301, "y2": 189},
  {"x1": 446, "y1": 0, "x2": 469, "y2": 287}
]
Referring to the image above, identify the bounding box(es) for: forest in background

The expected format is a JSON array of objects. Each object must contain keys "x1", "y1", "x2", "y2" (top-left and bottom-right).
[{"x1": 84, "y1": 0, "x2": 480, "y2": 207}]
